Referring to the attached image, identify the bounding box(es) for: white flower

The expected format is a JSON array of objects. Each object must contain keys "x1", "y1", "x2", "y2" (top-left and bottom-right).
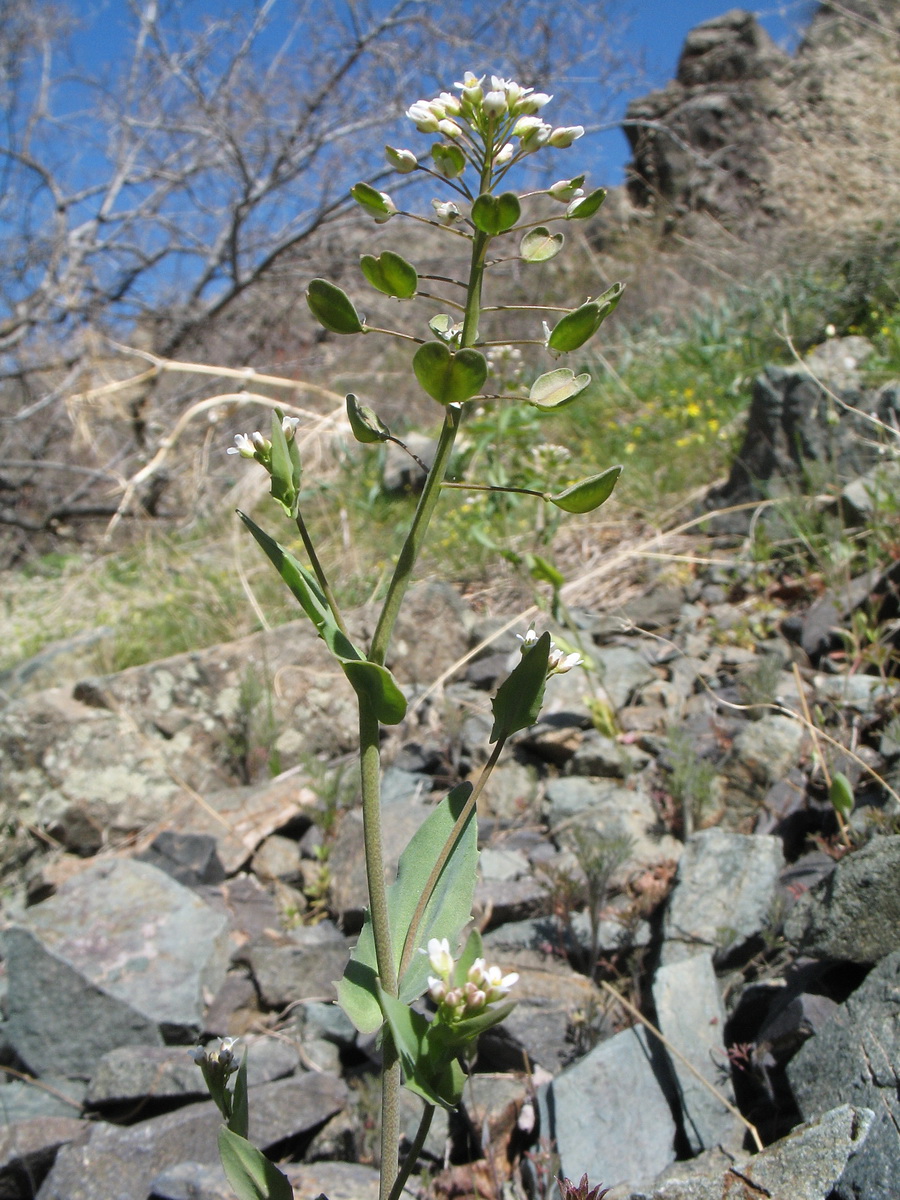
[
  {"x1": 548, "y1": 125, "x2": 584, "y2": 148},
  {"x1": 386, "y1": 145, "x2": 418, "y2": 173},
  {"x1": 455, "y1": 71, "x2": 484, "y2": 104},
  {"x1": 227, "y1": 432, "x2": 257, "y2": 458},
  {"x1": 493, "y1": 142, "x2": 514, "y2": 166},
  {"x1": 407, "y1": 100, "x2": 440, "y2": 133},
  {"x1": 432, "y1": 199, "x2": 461, "y2": 227},
  {"x1": 548, "y1": 648, "x2": 583, "y2": 675},
  {"x1": 516, "y1": 626, "x2": 539, "y2": 652},
  {"x1": 281, "y1": 415, "x2": 300, "y2": 440},
  {"x1": 426, "y1": 936, "x2": 455, "y2": 979}
]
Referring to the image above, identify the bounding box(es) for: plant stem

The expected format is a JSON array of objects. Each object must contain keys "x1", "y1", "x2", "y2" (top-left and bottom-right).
[{"x1": 387, "y1": 1103, "x2": 435, "y2": 1200}]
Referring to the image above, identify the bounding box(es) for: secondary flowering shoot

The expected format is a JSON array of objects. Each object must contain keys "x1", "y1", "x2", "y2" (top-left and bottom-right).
[
  {"x1": 424, "y1": 936, "x2": 518, "y2": 1022},
  {"x1": 517, "y1": 627, "x2": 583, "y2": 675}
]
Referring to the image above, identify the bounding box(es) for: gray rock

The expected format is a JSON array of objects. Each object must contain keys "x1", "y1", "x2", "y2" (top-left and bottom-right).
[
  {"x1": 37, "y1": 1073, "x2": 347, "y2": 1200},
  {"x1": 661, "y1": 829, "x2": 784, "y2": 965},
  {"x1": 247, "y1": 922, "x2": 350, "y2": 1009},
  {"x1": 784, "y1": 836, "x2": 900, "y2": 963},
  {"x1": 137, "y1": 832, "x2": 226, "y2": 887},
  {"x1": 0, "y1": 1117, "x2": 85, "y2": 1200},
  {"x1": 482, "y1": 956, "x2": 603, "y2": 1074},
  {"x1": 625, "y1": 1104, "x2": 874, "y2": 1200},
  {"x1": 86, "y1": 1036, "x2": 300, "y2": 1107},
  {"x1": 788, "y1": 951, "x2": 900, "y2": 1200},
  {"x1": 5, "y1": 859, "x2": 230, "y2": 1078},
  {"x1": 539, "y1": 1025, "x2": 677, "y2": 1190},
  {"x1": 652, "y1": 952, "x2": 742, "y2": 1153},
  {"x1": 724, "y1": 713, "x2": 807, "y2": 802},
  {"x1": 566, "y1": 731, "x2": 645, "y2": 778},
  {"x1": 548, "y1": 782, "x2": 682, "y2": 880},
  {"x1": 148, "y1": 1161, "x2": 231, "y2": 1200},
  {"x1": 0, "y1": 1078, "x2": 83, "y2": 1124},
  {"x1": 249, "y1": 834, "x2": 303, "y2": 884},
  {"x1": 593, "y1": 646, "x2": 657, "y2": 711}
]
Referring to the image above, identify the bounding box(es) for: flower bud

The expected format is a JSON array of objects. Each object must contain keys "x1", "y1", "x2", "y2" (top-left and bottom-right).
[
  {"x1": 482, "y1": 89, "x2": 508, "y2": 117},
  {"x1": 438, "y1": 91, "x2": 462, "y2": 116},
  {"x1": 548, "y1": 125, "x2": 584, "y2": 148},
  {"x1": 518, "y1": 91, "x2": 552, "y2": 114},
  {"x1": 407, "y1": 100, "x2": 440, "y2": 133},
  {"x1": 549, "y1": 177, "x2": 585, "y2": 202},
  {"x1": 493, "y1": 142, "x2": 514, "y2": 166},
  {"x1": 385, "y1": 145, "x2": 418, "y2": 173},
  {"x1": 519, "y1": 122, "x2": 552, "y2": 153},
  {"x1": 438, "y1": 118, "x2": 462, "y2": 139}
]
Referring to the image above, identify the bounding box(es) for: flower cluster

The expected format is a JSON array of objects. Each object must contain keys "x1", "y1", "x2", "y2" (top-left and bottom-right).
[
  {"x1": 517, "y1": 626, "x2": 583, "y2": 675},
  {"x1": 189, "y1": 1036, "x2": 240, "y2": 1081},
  {"x1": 227, "y1": 415, "x2": 300, "y2": 464},
  {"x1": 384, "y1": 72, "x2": 582, "y2": 193},
  {"x1": 425, "y1": 937, "x2": 518, "y2": 1021}
]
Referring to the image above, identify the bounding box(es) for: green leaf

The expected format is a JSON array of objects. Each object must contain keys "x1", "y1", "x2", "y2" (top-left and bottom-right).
[
  {"x1": 237, "y1": 513, "x2": 406, "y2": 725},
  {"x1": 359, "y1": 251, "x2": 418, "y2": 299},
  {"x1": 566, "y1": 187, "x2": 608, "y2": 220},
  {"x1": 547, "y1": 284, "x2": 624, "y2": 353},
  {"x1": 549, "y1": 465, "x2": 621, "y2": 514},
  {"x1": 471, "y1": 192, "x2": 521, "y2": 236},
  {"x1": 229, "y1": 1052, "x2": 249, "y2": 1139},
  {"x1": 528, "y1": 368, "x2": 592, "y2": 411},
  {"x1": 377, "y1": 986, "x2": 467, "y2": 1110},
  {"x1": 306, "y1": 279, "x2": 365, "y2": 335},
  {"x1": 519, "y1": 227, "x2": 564, "y2": 262},
  {"x1": 217, "y1": 1128, "x2": 293, "y2": 1200},
  {"x1": 346, "y1": 393, "x2": 390, "y2": 444},
  {"x1": 337, "y1": 783, "x2": 477, "y2": 1034},
  {"x1": 830, "y1": 772, "x2": 855, "y2": 819},
  {"x1": 413, "y1": 342, "x2": 487, "y2": 405},
  {"x1": 490, "y1": 632, "x2": 550, "y2": 743}
]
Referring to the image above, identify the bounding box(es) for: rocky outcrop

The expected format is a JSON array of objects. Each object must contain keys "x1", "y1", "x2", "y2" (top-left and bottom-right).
[{"x1": 622, "y1": 3, "x2": 900, "y2": 238}]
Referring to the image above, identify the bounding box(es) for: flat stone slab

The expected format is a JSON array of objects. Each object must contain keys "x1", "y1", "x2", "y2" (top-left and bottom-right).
[
  {"x1": 5, "y1": 858, "x2": 230, "y2": 1078},
  {"x1": 661, "y1": 829, "x2": 784, "y2": 965},
  {"x1": 652, "y1": 952, "x2": 741, "y2": 1153},
  {"x1": 539, "y1": 1025, "x2": 677, "y2": 1190}
]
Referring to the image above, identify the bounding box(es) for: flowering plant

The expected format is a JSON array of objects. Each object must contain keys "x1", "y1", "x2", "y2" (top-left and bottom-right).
[{"x1": 198, "y1": 70, "x2": 622, "y2": 1200}]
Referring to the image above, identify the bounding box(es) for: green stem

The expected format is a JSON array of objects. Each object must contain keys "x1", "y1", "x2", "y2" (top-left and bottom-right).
[
  {"x1": 295, "y1": 511, "x2": 349, "y2": 637},
  {"x1": 441, "y1": 480, "x2": 547, "y2": 500},
  {"x1": 387, "y1": 1103, "x2": 435, "y2": 1200}
]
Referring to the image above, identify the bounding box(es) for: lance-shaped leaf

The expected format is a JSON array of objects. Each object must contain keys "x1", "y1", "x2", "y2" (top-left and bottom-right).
[
  {"x1": 471, "y1": 191, "x2": 521, "y2": 236},
  {"x1": 519, "y1": 227, "x2": 564, "y2": 263},
  {"x1": 413, "y1": 342, "x2": 487, "y2": 405},
  {"x1": 229, "y1": 1052, "x2": 250, "y2": 1139},
  {"x1": 490, "y1": 632, "x2": 551, "y2": 743},
  {"x1": 337, "y1": 783, "x2": 477, "y2": 1034},
  {"x1": 306, "y1": 279, "x2": 364, "y2": 334},
  {"x1": 528, "y1": 368, "x2": 592, "y2": 411},
  {"x1": 217, "y1": 1128, "x2": 293, "y2": 1200},
  {"x1": 830, "y1": 772, "x2": 855, "y2": 819},
  {"x1": 346, "y1": 393, "x2": 390, "y2": 444},
  {"x1": 549, "y1": 465, "x2": 621, "y2": 514},
  {"x1": 237, "y1": 513, "x2": 406, "y2": 724},
  {"x1": 547, "y1": 284, "x2": 624, "y2": 353},
  {"x1": 566, "y1": 187, "x2": 608, "y2": 220},
  {"x1": 360, "y1": 251, "x2": 418, "y2": 299}
]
